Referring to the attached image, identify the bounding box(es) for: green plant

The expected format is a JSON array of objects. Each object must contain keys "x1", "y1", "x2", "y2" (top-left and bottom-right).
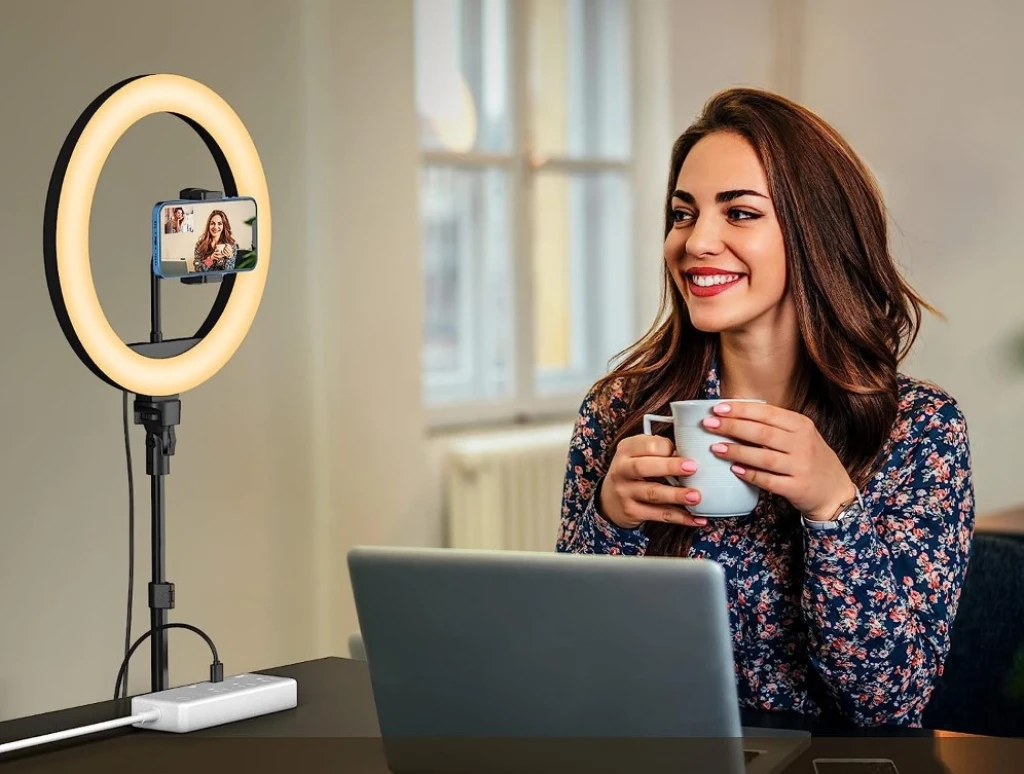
[
  {"x1": 235, "y1": 215, "x2": 257, "y2": 271},
  {"x1": 1006, "y1": 644, "x2": 1024, "y2": 703}
]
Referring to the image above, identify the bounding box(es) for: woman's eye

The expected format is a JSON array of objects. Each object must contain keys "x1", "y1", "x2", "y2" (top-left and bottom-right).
[
  {"x1": 672, "y1": 209, "x2": 693, "y2": 224},
  {"x1": 728, "y1": 208, "x2": 760, "y2": 221}
]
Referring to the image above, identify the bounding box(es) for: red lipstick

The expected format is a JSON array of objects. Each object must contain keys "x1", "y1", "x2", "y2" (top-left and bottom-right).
[{"x1": 684, "y1": 267, "x2": 746, "y2": 297}]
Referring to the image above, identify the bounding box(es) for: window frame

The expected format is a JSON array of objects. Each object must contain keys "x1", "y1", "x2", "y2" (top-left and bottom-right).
[{"x1": 419, "y1": 0, "x2": 640, "y2": 431}]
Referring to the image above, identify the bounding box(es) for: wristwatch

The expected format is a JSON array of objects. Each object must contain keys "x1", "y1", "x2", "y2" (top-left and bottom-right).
[{"x1": 802, "y1": 490, "x2": 865, "y2": 531}]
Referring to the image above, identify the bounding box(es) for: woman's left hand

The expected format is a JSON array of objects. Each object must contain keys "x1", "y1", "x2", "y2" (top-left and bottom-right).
[{"x1": 702, "y1": 401, "x2": 858, "y2": 522}]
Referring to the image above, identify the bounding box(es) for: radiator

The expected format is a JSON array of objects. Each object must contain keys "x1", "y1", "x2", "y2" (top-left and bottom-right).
[{"x1": 440, "y1": 424, "x2": 574, "y2": 552}]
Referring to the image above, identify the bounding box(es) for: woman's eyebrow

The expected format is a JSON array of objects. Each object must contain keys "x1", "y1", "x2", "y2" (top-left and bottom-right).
[{"x1": 673, "y1": 188, "x2": 769, "y2": 203}]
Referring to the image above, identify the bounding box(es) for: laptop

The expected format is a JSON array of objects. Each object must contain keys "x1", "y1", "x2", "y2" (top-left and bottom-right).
[{"x1": 348, "y1": 546, "x2": 810, "y2": 774}]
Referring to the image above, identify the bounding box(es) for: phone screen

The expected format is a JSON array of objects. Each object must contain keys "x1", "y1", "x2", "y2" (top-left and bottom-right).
[
  {"x1": 153, "y1": 197, "x2": 257, "y2": 278},
  {"x1": 813, "y1": 760, "x2": 900, "y2": 774}
]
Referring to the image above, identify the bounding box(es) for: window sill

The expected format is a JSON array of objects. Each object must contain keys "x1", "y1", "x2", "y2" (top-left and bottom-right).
[{"x1": 424, "y1": 399, "x2": 580, "y2": 437}]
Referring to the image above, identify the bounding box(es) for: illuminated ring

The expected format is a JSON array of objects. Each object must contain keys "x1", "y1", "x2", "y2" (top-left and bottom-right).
[{"x1": 43, "y1": 73, "x2": 270, "y2": 396}]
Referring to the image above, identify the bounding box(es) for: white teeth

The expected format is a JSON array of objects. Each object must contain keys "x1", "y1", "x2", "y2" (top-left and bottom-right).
[{"x1": 690, "y1": 274, "x2": 740, "y2": 287}]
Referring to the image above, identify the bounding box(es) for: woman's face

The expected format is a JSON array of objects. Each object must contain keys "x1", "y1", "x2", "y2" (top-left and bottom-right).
[
  {"x1": 664, "y1": 131, "x2": 790, "y2": 335},
  {"x1": 209, "y1": 214, "x2": 224, "y2": 241}
]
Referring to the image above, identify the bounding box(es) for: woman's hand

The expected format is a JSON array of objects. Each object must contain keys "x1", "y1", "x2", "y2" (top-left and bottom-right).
[
  {"x1": 598, "y1": 434, "x2": 708, "y2": 529},
  {"x1": 702, "y1": 401, "x2": 858, "y2": 522}
]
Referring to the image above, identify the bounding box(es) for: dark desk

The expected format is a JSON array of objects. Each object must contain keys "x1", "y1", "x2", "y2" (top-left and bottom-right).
[{"x1": 0, "y1": 657, "x2": 1021, "y2": 773}]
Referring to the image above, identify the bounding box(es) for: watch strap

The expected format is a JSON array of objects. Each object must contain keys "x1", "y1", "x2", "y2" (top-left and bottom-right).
[{"x1": 802, "y1": 490, "x2": 865, "y2": 531}]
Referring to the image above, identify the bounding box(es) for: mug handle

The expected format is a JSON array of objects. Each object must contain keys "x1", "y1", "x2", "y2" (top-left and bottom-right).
[{"x1": 642, "y1": 414, "x2": 683, "y2": 486}]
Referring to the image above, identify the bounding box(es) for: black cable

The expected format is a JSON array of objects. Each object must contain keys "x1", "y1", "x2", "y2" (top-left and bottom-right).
[
  {"x1": 114, "y1": 623, "x2": 222, "y2": 701},
  {"x1": 122, "y1": 390, "x2": 135, "y2": 700}
]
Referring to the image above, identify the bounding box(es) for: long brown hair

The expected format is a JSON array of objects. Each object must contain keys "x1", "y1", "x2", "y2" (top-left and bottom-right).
[{"x1": 594, "y1": 87, "x2": 936, "y2": 556}]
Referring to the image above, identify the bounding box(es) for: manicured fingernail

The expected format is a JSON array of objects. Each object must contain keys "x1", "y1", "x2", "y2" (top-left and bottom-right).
[
  {"x1": 713, "y1": 403, "x2": 731, "y2": 414},
  {"x1": 685, "y1": 491, "x2": 700, "y2": 504},
  {"x1": 731, "y1": 464, "x2": 746, "y2": 476},
  {"x1": 702, "y1": 417, "x2": 721, "y2": 429},
  {"x1": 681, "y1": 460, "x2": 697, "y2": 473},
  {"x1": 711, "y1": 443, "x2": 728, "y2": 454},
  {"x1": 694, "y1": 517, "x2": 707, "y2": 526}
]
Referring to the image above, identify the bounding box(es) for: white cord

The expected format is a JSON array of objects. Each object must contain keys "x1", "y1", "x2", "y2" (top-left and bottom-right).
[{"x1": 0, "y1": 708, "x2": 160, "y2": 756}]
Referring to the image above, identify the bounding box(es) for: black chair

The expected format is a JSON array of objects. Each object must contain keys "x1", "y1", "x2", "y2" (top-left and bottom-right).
[{"x1": 923, "y1": 533, "x2": 1024, "y2": 736}]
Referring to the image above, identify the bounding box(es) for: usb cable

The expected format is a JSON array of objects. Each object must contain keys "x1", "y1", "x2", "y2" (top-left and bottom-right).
[{"x1": 0, "y1": 709, "x2": 160, "y2": 756}]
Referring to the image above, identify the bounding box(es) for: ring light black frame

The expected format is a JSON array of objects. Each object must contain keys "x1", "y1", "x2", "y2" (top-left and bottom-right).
[{"x1": 41, "y1": 74, "x2": 254, "y2": 694}]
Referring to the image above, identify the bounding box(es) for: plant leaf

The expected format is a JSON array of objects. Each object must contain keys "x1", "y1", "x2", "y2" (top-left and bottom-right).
[
  {"x1": 1005, "y1": 644, "x2": 1024, "y2": 703},
  {"x1": 235, "y1": 250, "x2": 257, "y2": 270}
]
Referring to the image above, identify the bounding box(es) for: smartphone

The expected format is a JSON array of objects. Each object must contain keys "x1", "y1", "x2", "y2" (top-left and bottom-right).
[
  {"x1": 152, "y1": 196, "x2": 258, "y2": 279},
  {"x1": 813, "y1": 759, "x2": 900, "y2": 774}
]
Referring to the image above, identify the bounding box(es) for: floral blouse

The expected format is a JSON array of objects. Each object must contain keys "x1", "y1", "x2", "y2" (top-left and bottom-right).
[
  {"x1": 193, "y1": 241, "x2": 237, "y2": 273},
  {"x1": 556, "y1": 363, "x2": 975, "y2": 727}
]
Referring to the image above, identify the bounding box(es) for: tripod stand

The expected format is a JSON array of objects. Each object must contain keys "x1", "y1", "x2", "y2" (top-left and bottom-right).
[{"x1": 126, "y1": 187, "x2": 226, "y2": 692}]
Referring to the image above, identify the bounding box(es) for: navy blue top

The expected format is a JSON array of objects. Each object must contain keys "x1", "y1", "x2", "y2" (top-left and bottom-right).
[{"x1": 556, "y1": 362, "x2": 975, "y2": 727}]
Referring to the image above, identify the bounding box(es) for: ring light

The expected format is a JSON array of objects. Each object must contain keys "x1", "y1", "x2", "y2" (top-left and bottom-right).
[
  {"x1": 43, "y1": 73, "x2": 271, "y2": 396},
  {"x1": 42, "y1": 74, "x2": 271, "y2": 694}
]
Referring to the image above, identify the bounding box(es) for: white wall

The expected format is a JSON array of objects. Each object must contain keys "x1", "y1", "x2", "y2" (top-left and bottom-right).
[
  {"x1": 298, "y1": 0, "x2": 440, "y2": 652},
  {"x1": 667, "y1": 0, "x2": 782, "y2": 131},
  {"x1": 630, "y1": 0, "x2": 677, "y2": 332},
  {"x1": 0, "y1": 0, "x2": 429, "y2": 721}
]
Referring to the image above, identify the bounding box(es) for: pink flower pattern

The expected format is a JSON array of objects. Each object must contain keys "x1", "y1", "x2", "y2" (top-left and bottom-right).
[{"x1": 556, "y1": 363, "x2": 975, "y2": 727}]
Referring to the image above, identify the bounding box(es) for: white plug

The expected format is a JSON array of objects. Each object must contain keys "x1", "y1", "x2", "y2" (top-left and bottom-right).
[{"x1": 130, "y1": 673, "x2": 297, "y2": 733}]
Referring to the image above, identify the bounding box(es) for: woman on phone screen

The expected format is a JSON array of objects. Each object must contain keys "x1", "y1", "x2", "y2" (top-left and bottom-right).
[
  {"x1": 193, "y1": 210, "x2": 238, "y2": 273},
  {"x1": 557, "y1": 87, "x2": 975, "y2": 729}
]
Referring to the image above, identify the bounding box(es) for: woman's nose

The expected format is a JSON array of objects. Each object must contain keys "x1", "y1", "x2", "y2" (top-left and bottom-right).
[{"x1": 685, "y1": 214, "x2": 724, "y2": 257}]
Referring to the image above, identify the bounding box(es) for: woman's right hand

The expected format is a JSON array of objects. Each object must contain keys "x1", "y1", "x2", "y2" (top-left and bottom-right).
[{"x1": 598, "y1": 434, "x2": 706, "y2": 528}]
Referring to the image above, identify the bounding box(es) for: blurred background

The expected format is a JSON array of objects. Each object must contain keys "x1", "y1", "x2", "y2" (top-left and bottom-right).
[{"x1": 1, "y1": 0, "x2": 1022, "y2": 722}]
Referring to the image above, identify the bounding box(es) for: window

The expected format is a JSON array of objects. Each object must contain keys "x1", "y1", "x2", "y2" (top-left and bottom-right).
[{"x1": 415, "y1": 0, "x2": 635, "y2": 425}]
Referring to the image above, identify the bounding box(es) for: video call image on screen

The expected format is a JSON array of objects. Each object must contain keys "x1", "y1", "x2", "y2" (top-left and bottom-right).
[{"x1": 157, "y1": 198, "x2": 257, "y2": 278}]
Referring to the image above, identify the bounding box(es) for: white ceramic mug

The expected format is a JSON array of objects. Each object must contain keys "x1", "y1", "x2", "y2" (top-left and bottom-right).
[{"x1": 643, "y1": 399, "x2": 766, "y2": 518}]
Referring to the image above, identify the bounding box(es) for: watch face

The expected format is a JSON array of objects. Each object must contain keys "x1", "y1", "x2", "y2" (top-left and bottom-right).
[
  {"x1": 805, "y1": 501, "x2": 860, "y2": 530},
  {"x1": 839, "y1": 501, "x2": 864, "y2": 521}
]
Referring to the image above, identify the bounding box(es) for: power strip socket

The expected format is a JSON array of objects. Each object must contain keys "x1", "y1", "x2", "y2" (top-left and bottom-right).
[{"x1": 130, "y1": 673, "x2": 297, "y2": 733}]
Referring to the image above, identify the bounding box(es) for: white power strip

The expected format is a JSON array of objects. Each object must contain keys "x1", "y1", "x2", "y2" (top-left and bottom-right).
[{"x1": 131, "y1": 673, "x2": 297, "y2": 733}]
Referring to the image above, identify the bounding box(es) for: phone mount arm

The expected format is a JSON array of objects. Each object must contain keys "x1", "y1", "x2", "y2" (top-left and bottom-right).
[{"x1": 124, "y1": 185, "x2": 225, "y2": 692}]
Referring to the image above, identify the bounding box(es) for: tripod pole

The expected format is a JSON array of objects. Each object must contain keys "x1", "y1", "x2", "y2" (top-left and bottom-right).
[
  {"x1": 151, "y1": 471, "x2": 167, "y2": 689},
  {"x1": 134, "y1": 395, "x2": 179, "y2": 692},
  {"x1": 132, "y1": 271, "x2": 179, "y2": 693}
]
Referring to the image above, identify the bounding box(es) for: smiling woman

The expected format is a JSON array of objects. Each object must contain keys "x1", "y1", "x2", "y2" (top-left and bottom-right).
[{"x1": 556, "y1": 87, "x2": 975, "y2": 729}]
